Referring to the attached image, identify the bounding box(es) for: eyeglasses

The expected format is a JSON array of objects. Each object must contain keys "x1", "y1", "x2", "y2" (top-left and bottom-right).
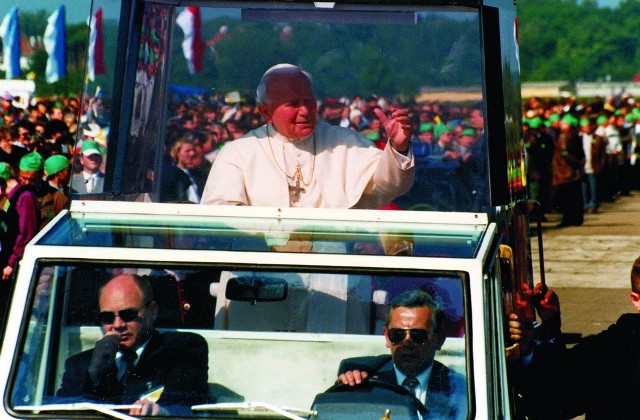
[
  {"x1": 387, "y1": 328, "x2": 432, "y2": 346},
  {"x1": 98, "y1": 301, "x2": 152, "y2": 325}
]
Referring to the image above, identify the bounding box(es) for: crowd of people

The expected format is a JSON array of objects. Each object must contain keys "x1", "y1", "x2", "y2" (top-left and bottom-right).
[
  {"x1": 162, "y1": 83, "x2": 487, "y2": 211},
  {"x1": 523, "y1": 94, "x2": 640, "y2": 227}
]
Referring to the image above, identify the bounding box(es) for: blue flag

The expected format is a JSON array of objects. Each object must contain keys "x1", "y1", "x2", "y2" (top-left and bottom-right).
[
  {"x1": 44, "y1": 5, "x2": 67, "y2": 83},
  {"x1": 0, "y1": 7, "x2": 21, "y2": 79}
]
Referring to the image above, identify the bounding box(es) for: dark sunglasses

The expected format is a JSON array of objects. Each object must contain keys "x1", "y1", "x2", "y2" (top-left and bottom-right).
[
  {"x1": 387, "y1": 328, "x2": 432, "y2": 346},
  {"x1": 98, "y1": 301, "x2": 152, "y2": 325}
]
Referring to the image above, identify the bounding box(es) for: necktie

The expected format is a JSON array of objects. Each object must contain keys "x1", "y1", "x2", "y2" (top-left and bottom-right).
[
  {"x1": 402, "y1": 376, "x2": 419, "y2": 395},
  {"x1": 119, "y1": 351, "x2": 137, "y2": 386},
  {"x1": 86, "y1": 176, "x2": 94, "y2": 193}
]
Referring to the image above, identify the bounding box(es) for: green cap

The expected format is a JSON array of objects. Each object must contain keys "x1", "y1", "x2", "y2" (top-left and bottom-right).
[
  {"x1": 418, "y1": 122, "x2": 433, "y2": 133},
  {"x1": 579, "y1": 118, "x2": 590, "y2": 127},
  {"x1": 596, "y1": 115, "x2": 607, "y2": 125},
  {"x1": 364, "y1": 131, "x2": 381, "y2": 141},
  {"x1": 19, "y1": 152, "x2": 44, "y2": 172},
  {"x1": 548, "y1": 114, "x2": 560, "y2": 122},
  {"x1": 81, "y1": 140, "x2": 102, "y2": 156},
  {"x1": 561, "y1": 114, "x2": 578, "y2": 127},
  {"x1": 0, "y1": 162, "x2": 12, "y2": 180},
  {"x1": 461, "y1": 128, "x2": 476, "y2": 137},
  {"x1": 528, "y1": 117, "x2": 543, "y2": 129},
  {"x1": 433, "y1": 123, "x2": 451, "y2": 139},
  {"x1": 44, "y1": 155, "x2": 70, "y2": 176}
]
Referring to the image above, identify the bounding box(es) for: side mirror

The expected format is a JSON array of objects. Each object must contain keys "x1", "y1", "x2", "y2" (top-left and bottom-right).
[{"x1": 225, "y1": 276, "x2": 288, "y2": 303}]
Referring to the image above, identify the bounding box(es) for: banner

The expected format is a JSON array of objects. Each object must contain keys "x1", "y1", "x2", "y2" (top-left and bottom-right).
[
  {"x1": 44, "y1": 5, "x2": 67, "y2": 83},
  {"x1": 0, "y1": 7, "x2": 21, "y2": 79},
  {"x1": 176, "y1": 6, "x2": 205, "y2": 74},
  {"x1": 87, "y1": 7, "x2": 105, "y2": 81}
]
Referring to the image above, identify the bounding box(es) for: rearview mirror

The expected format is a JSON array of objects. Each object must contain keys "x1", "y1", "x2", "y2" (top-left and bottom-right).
[{"x1": 226, "y1": 277, "x2": 288, "y2": 302}]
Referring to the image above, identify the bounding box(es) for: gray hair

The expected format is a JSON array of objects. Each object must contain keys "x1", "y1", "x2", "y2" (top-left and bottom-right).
[
  {"x1": 256, "y1": 63, "x2": 312, "y2": 105},
  {"x1": 385, "y1": 290, "x2": 444, "y2": 333}
]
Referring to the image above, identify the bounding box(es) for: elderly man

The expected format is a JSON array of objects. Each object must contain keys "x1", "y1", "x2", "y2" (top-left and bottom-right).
[
  {"x1": 337, "y1": 290, "x2": 468, "y2": 419},
  {"x1": 57, "y1": 274, "x2": 209, "y2": 416},
  {"x1": 201, "y1": 64, "x2": 414, "y2": 208}
]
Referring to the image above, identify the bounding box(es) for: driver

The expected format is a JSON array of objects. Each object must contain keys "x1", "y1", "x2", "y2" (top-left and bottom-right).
[
  {"x1": 337, "y1": 290, "x2": 468, "y2": 419},
  {"x1": 57, "y1": 274, "x2": 209, "y2": 416}
]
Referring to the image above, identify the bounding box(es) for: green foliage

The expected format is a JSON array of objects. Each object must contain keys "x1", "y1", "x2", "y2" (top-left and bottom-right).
[
  {"x1": 168, "y1": 15, "x2": 482, "y2": 99},
  {"x1": 518, "y1": 0, "x2": 640, "y2": 82}
]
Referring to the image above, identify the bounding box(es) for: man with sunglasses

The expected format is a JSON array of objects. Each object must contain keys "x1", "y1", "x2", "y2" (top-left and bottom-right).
[
  {"x1": 337, "y1": 290, "x2": 467, "y2": 419},
  {"x1": 57, "y1": 274, "x2": 209, "y2": 416}
]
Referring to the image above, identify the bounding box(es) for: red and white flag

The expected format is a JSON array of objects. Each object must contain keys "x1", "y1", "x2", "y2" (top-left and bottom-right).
[
  {"x1": 176, "y1": 6, "x2": 206, "y2": 74},
  {"x1": 87, "y1": 7, "x2": 105, "y2": 81}
]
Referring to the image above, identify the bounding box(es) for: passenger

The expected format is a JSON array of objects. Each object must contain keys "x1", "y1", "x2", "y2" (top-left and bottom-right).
[
  {"x1": 57, "y1": 274, "x2": 209, "y2": 416},
  {"x1": 201, "y1": 63, "x2": 415, "y2": 208},
  {"x1": 512, "y1": 255, "x2": 640, "y2": 418},
  {"x1": 336, "y1": 290, "x2": 468, "y2": 419}
]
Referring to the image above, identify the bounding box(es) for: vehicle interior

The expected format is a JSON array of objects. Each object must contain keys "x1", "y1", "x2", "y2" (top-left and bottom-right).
[{"x1": 11, "y1": 262, "x2": 468, "y2": 414}]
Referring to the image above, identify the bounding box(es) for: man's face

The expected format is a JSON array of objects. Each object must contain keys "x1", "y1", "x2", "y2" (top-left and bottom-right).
[
  {"x1": 177, "y1": 143, "x2": 196, "y2": 169},
  {"x1": 384, "y1": 306, "x2": 443, "y2": 376},
  {"x1": 17, "y1": 127, "x2": 31, "y2": 147},
  {"x1": 50, "y1": 108, "x2": 64, "y2": 120},
  {"x1": 81, "y1": 153, "x2": 102, "y2": 173},
  {"x1": 99, "y1": 275, "x2": 157, "y2": 351},
  {"x1": 57, "y1": 166, "x2": 71, "y2": 184},
  {"x1": 259, "y1": 72, "x2": 317, "y2": 140},
  {"x1": 458, "y1": 134, "x2": 475, "y2": 148},
  {"x1": 18, "y1": 170, "x2": 41, "y2": 188}
]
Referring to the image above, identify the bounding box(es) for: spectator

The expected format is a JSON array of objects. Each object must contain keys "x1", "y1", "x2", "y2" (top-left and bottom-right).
[
  {"x1": 579, "y1": 118, "x2": 606, "y2": 213},
  {"x1": 1, "y1": 158, "x2": 39, "y2": 282},
  {"x1": 0, "y1": 126, "x2": 27, "y2": 173},
  {"x1": 550, "y1": 115, "x2": 585, "y2": 227},
  {"x1": 40, "y1": 155, "x2": 70, "y2": 229},
  {"x1": 168, "y1": 138, "x2": 200, "y2": 203},
  {"x1": 71, "y1": 141, "x2": 105, "y2": 195}
]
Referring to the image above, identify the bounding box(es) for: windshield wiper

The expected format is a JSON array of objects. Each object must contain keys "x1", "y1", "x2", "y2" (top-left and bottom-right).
[
  {"x1": 15, "y1": 403, "x2": 139, "y2": 420},
  {"x1": 192, "y1": 402, "x2": 317, "y2": 420}
]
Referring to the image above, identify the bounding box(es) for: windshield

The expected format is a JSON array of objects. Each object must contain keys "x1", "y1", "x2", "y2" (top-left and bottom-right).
[
  {"x1": 9, "y1": 262, "x2": 469, "y2": 418},
  {"x1": 78, "y1": 1, "x2": 488, "y2": 212}
]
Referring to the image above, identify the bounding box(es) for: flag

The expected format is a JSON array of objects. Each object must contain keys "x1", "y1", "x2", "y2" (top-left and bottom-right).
[
  {"x1": 44, "y1": 5, "x2": 67, "y2": 83},
  {"x1": 176, "y1": 7, "x2": 205, "y2": 74},
  {"x1": 87, "y1": 7, "x2": 105, "y2": 81},
  {"x1": 0, "y1": 7, "x2": 21, "y2": 79}
]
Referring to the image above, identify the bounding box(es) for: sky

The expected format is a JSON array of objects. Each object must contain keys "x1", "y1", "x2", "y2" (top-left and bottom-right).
[{"x1": 0, "y1": 1, "x2": 122, "y2": 25}]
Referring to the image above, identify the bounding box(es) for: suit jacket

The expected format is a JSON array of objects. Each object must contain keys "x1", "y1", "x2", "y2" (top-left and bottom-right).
[
  {"x1": 57, "y1": 330, "x2": 209, "y2": 408},
  {"x1": 71, "y1": 172, "x2": 105, "y2": 195},
  {"x1": 559, "y1": 313, "x2": 640, "y2": 419},
  {"x1": 339, "y1": 354, "x2": 468, "y2": 419},
  {"x1": 514, "y1": 313, "x2": 640, "y2": 419}
]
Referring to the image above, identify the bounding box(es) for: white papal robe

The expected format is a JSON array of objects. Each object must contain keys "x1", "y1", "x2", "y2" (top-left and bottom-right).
[{"x1": 200, "y1": 122, "x2": 414, "y2": 208}]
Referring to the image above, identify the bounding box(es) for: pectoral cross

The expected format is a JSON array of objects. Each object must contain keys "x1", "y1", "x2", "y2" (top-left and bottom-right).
[{"x1": 288, "y1": 165, "x2": 306, "y2": 203}]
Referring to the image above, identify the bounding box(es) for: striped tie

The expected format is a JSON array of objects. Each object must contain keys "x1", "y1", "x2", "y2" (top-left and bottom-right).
[{"x1": 402, "y1": 376, "x2": 419, "y2": 394}]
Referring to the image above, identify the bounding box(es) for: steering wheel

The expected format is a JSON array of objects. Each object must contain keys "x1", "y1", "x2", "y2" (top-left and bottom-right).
[
  {"x1": 324, "y1": 377, "x2": 417, "y2": 397},
  {"x1": 312, "y1": 378, "x2": 425, "y2": 420}
]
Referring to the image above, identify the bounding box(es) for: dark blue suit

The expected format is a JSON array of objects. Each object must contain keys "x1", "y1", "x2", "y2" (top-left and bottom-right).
[
  {"x1": 338, "y1": 355, "x2": 468, "y2": 419},
  {"x1": 514, "y1": 313, "x2": 640, "y2": 419},
  {"x1": 57, "y1": 330, "x2": 209, "y2": 408}
]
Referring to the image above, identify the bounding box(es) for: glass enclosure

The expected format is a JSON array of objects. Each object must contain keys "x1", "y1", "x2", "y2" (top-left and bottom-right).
[
  {"x1": 37, "y1": 209, "x2": 487, "y2": 258},
  {"x1": 77, "y1": 1, "x2": 489, "y2": 213},
  {"x1": 10, "y1": 262, "x2": 469, "y2": 417}
]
